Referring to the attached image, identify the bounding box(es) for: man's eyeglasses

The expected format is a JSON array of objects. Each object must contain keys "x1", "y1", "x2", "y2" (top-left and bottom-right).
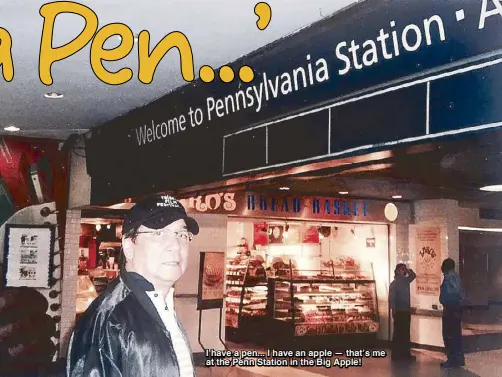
[{"x1": 136, "y1": 229, "x2": 193, "y2": 242}]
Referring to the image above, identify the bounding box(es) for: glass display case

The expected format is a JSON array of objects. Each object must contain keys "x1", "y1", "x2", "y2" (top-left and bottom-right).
[
  {"x1": 225, "y1": 254, "x2": 268, "y2": 342},
  {"x1": 269, "y1": 258, "x2": 379, "y2": 337}
]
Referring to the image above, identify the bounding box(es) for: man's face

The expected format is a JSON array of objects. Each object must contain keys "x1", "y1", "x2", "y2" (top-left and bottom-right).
[{"x1": 123, "y1": 219, "x2": 191, "y2": 286}]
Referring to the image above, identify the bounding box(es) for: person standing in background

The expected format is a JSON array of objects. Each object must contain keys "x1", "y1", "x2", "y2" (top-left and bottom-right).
[
  {"x1": 0, "y1": 285, "x2": 58, "y2": 375},
  {"x1": 389, "y1": 263, "x2": 417, "y2": 361},
  {"x1": 439, "y1": 258, "x2": 465, "y2": 369}
]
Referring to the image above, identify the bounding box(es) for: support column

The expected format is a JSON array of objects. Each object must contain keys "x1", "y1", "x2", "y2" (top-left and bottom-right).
[
  {"x1": 413, "y1": 199, "x2": 459, "y2": 265},
  {"x1": 60, "y1": 135, "x2": 91, "y2": 357},
  {"x1": 409, "y1": 199, "x2": 460, "y2": 349},
  {"x1": 60, "y1": 210, "x2": 81, "y2": 357}
]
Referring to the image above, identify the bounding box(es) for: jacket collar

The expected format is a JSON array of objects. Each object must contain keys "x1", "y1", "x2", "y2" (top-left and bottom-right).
[
  {"x1": 127, "y1": 271, "x2": 155, "y2": 291},
  {"x1": 120, "y1": 270, "x2": 166, "y2": 330}
]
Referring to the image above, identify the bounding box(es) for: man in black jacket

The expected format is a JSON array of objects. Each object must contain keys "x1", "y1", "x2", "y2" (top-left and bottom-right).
[
  {"x1": 389, "y1": 263, "x2": 416, "y2": 361},
  {"x1": 66, "y1": 195, "x2": 199, "y2": 377},
  {"x1": 439, "y1": 258, "x2": 465, "y2": 369}
]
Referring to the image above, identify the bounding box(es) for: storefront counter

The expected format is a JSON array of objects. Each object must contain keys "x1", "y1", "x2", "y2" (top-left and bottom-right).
[
  {"x1": 410, "y1": 308, "x2": 444, "y2": 349},
  {"x1": 411, "y1": 307, "x2": 442, "y2": 317}
]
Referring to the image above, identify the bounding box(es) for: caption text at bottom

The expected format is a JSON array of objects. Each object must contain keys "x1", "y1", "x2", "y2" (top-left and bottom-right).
[{"x1": 205, "y1": 349, "x2": 387, "y2": 368}]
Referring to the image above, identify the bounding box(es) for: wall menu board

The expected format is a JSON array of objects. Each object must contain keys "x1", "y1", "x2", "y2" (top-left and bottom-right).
[
  {"x1": 197, "y1": 251, "x2": 225, "y2": 310},
  {"x1": 2, "y1": 224, "x2": 55, "y2": 288},
  {"x1": 411, "y1": 225, "x2": 442, "y2": 296}
]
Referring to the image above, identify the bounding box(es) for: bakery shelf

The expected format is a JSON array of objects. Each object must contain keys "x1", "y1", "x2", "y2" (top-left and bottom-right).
[
  {"x1": 268, "y1": 259, "x2": 380, "y2": 337},
  {"x1": 276, "y1": 278, "x2": 375, "y2": 284},
  {"x1": 224, "y1": 254, "x2": 268, "y2": 342}
]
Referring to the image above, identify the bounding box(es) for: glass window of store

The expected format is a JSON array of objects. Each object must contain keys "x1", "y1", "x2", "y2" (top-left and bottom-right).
[
  {"x1": 75, "y1": 219, "x2": 122, "y2": 320},
  {"x1": 224, "y1": 218, "x2": 390, "y2": 345}
]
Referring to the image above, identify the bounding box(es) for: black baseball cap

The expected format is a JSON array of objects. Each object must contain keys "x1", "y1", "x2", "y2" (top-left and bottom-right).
[{"x1": 122, "y1": 195, "x2": 199, "y2": 236}]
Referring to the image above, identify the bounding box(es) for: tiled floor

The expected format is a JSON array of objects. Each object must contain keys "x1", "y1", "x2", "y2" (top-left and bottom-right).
[
  {"x1": 419, "y1": 348, "x2": 502, "y2": 377},
  {"x1": 463, "y1": 323, "x2": 502, "y2": 334}
]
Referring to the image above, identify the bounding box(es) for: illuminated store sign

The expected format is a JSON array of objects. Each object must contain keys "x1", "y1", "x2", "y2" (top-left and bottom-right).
[{"x1": 179, "y1": 191, "x2": 400, "y2": 223}]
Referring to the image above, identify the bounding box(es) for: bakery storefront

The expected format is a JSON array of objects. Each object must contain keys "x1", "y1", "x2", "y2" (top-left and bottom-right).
[
  {"x1": 79, "y1": 0, "x2": 502, "y2": 359},
  {"x1": 178, "y1": 190, "x2": 410, "y2": 349}
]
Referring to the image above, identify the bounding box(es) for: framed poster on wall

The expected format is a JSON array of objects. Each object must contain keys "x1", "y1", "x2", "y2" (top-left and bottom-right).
[
  {"x1": 269, "y1": 225, "x2": 284, "y2": 244},
  {"x1": 2, "y1": 224, "x2": 55, "y2": 289},
  {"x1": 253, "y1": 222, "x2": 269, "y2": 246},
  {"x1": 197, "y1": 251, "x2": 225, "y2": 310},
  {"x1": 302, "y1": 225, "x2": 320, "y2": 243},
  {"x1": 411, "y1": 225, "x2": 442, "y2": 296}
]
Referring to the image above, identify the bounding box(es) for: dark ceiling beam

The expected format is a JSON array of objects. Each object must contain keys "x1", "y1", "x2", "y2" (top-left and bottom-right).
[{"x1": 80, "y1": 208, "x2": 128, "y2": 219}]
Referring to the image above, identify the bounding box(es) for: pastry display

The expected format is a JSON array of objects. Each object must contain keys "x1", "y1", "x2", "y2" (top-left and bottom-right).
[
  {"x1": 242, "y1": 308, "x2": 267, "y2": 316},
  {"x1": 227, "y1": 289, "x2": 241, "y2": 298},
  {"x1": 272, "y1": 258, "x2": 379, "y2": 336},
  {"x1": 225, "y1": 254, "x2": 268, "y2": 330},
  {"x1": 331, "y1": 256, "x2": 361, "y2": 271},
  {"x1": 360, "y1": 292, "x2": 373, "y2": 299},
  {"x1": 322, "y1": 259, "x2": 334, "y2": 268},
  {"x1": 344, "y1": 257, "x2": 358, "y2": 269},
  {"x1": 244, "y1": 255, "x2": 267, "y2": 285}
]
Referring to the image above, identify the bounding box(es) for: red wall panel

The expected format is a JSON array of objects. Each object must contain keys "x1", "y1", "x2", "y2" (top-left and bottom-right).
[{"x1": 0, "y1": 136, "x2": 69, "y2": 252}]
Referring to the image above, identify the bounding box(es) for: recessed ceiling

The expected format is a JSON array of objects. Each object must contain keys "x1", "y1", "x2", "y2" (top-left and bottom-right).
[
  {"x1": 84, "y1": 133, "x2": 502, "y2": 211},
  {"x1": 0, "y1": 0, "x2": 356, "y2": 140},
  {"x1": 248, "y1": 130, "x2": 502, "y2": 209},
  {"x1": 80, "y1": 218, "x2": 123, "y2": 225}
]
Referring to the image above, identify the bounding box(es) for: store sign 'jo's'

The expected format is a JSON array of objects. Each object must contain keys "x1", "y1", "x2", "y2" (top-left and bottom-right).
[{"x1": 179, "y1": 193, "x2": 237, "y2": 213}]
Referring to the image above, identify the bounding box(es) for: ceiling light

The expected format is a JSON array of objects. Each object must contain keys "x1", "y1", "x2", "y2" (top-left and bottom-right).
[
  {"x1": 4, "y1": 126, "x2": 20, "y2": 132},
  {"x1": 44, "y1": 92, "x2": 64, "y2": 99},
  {"x1": 339, "y1": 191, "x2": 349, "y2": 195},
  {"x1": 480, "y1": 185, "x2": 502, "y2": 192},
  {"x1": 279, "y1": 187, "x2": 290, "y2": 191},
  {"x1": 392, "y1": 195, "x2": 402, "y2": 199},
  {"x1": 384, "y1": 203, "x2": 399, "y2": 222},
  {"x1": 459, "y1": 226, "x2": 502, "y2": 233}
]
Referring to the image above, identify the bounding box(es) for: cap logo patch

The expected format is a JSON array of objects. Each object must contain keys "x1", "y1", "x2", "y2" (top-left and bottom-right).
[{"x1": 157, "y1": 195, "x2": 181, "y2": 208}]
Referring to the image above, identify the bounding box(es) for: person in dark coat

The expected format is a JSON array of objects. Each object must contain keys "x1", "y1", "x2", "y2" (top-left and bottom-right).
[
  {"x1": 389, "y1": 263, "x2": 416, "y2": 361},
  {"x1": 439, "y1": 258, "x2": 465, "y2": 369},
  {"x1": 0, "y1": 286, "x2": 57, "y2": 375},
  {"x1": 66, "y1": 195, "x2": 199, "y2": 377}
]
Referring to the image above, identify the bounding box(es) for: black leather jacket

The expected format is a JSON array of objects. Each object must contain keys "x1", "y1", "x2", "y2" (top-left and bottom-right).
[{"x1": 66, "y1": 271, "x2": 195, "y2": 377}]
